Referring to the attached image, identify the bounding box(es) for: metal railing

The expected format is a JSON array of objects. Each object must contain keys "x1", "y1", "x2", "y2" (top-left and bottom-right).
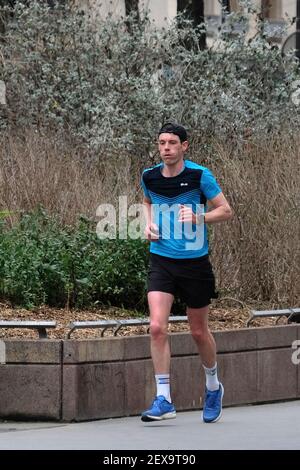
[
  {"x1": 0, "y1": 321, "x2": 57, "y2": 339},
  {"x1": 246, "y1": 308, "x2": 300, "y2": 327},
  {"x1": 67, "y1": 316, "x2": 188, "y2": 338}
]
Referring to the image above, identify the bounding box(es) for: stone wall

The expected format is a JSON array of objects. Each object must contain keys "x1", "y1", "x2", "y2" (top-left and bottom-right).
[{"x1": 0, "y1": 324, "x2": 299, "y2": 421}]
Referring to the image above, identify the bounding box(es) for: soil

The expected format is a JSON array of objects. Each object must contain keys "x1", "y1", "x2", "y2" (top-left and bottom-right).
[{"x1": 0, "y1": 300, "x2": 282, "y2": 340}]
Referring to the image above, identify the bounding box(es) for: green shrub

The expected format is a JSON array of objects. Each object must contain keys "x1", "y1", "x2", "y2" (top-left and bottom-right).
[{"x1": 0, "y1": 209, "x2": 149, "y2": 309}]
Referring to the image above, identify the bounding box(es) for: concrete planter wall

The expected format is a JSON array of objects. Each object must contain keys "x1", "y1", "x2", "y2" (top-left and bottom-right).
[{"x1": 0, "y1": 324, "x2": 299, "y2": 421}]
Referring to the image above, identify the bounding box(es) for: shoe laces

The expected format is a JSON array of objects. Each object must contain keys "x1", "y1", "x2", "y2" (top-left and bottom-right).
[
  {"x1": 205, "y1": 388, "x2": 220, "y2": 409},
  {"x1": 152, "y1": 395, "x2": 165, "y2": 407}
]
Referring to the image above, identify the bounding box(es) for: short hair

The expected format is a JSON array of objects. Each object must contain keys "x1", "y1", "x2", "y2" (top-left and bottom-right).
[{"x1": 158, "y1": 122, "x2": 188, "y2": 143}]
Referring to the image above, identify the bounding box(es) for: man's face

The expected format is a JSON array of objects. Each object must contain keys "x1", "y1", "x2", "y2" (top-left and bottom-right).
[{"x1": 158, "y1": 133, "x2": 188, "y2": 166}]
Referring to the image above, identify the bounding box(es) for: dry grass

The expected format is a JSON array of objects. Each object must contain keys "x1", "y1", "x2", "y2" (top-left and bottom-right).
[
  {"x1": 0, "y1": 130, "x2": 299, "y2": 306},
  {"x1": 0, "y1": 131, "x2": 141, "y2": 225},
  {"x1": 208, "y1": 136, "x2": 300, "y2": 306}
]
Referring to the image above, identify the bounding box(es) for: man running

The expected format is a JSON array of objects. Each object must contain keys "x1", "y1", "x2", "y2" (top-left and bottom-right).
[{"x1": 141, "y1": 122, "x2": 233, "y2": 423}]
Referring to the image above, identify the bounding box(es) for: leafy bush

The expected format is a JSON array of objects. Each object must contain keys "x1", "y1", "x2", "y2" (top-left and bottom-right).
[
  {"x1": 0, "y1": 209, "x2": 149, "y2": 309},
  {"x1": 0, "y1": 1, "x2": 299, "y2": 157}
]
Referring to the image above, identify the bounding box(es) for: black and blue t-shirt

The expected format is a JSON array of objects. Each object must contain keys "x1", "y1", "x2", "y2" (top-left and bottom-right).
[{"x1": 141, "y1": 160, "x2": 221, "y2": 259}]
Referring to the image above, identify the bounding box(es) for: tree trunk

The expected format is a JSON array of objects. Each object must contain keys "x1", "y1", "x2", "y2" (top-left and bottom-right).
[
  {"x1": 177, "y1": 0, "x2": 206, "y2": 50},
  {"x1": 125, "y1": 0, "x2": 139, "y2": 16}
]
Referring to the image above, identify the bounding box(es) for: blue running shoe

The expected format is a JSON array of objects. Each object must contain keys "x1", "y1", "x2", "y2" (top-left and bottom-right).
[
  {"x1": 202, "y1": 383, "x2": 224, "y2": 423},
  {"x1": 141, "y1": 395, "x2": 176, "y2": 422}
]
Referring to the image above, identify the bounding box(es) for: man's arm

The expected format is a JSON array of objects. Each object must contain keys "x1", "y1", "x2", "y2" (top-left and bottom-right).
[
  {"x1": 178, "y1": 193, "x2": 233, "y2": 224},
  {"x1": 143, "y1": 197, "x2": 159, "y2": 241},
  {"x1": 203, "y1": 192, "x2": 233, "y2": 224}
]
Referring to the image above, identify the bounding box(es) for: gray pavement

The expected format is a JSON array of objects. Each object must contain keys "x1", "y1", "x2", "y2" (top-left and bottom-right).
[{"x1": 0, "y1": 400, "x2": 299, "y2": 450}]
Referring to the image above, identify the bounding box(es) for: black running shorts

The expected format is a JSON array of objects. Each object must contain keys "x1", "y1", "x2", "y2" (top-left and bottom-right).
[{"x1": 147, "y1": 253, "x2": 218, "y2": 309}]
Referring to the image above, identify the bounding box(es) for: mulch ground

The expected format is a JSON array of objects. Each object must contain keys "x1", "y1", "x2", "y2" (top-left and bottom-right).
[{"x1": 0, "y1": 301, "x2": 282, "y2": 340}]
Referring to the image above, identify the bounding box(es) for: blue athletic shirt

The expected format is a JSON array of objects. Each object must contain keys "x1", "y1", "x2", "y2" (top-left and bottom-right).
[{"x1": 141, "y1": 160, "x2": 222, "y2": 259}]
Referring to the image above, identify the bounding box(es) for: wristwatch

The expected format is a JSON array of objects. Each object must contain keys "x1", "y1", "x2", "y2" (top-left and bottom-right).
[{"x1": 196, "y1": 213, "x2": 206, "y2": 225}]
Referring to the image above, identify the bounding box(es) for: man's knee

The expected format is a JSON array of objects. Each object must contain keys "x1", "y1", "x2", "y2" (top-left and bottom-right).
[
  {"x1": 190, "y1": 327, "x2": 209, "y2": 345},
  {"x1": 150, "y1": 322, "x2": 168, "y2": 340}
]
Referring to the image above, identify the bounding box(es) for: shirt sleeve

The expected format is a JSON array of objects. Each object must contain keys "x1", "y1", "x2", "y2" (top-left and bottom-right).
[
  {"x1": 200, "y1": 168, "x2": 222, "y2": 200},
  {"x1": 141, "y1": 172, "x2": 150, "y2": 199}
]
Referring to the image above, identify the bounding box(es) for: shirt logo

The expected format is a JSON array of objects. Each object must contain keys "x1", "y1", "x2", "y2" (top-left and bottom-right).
[{"x1": 180, "y1": 182, "x2": 188, "y2": 186}]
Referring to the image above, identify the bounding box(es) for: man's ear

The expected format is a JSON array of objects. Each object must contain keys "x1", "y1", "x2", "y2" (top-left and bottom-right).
[{"x1": 182, "y1": 141, "x2": 189, "y2": 152}]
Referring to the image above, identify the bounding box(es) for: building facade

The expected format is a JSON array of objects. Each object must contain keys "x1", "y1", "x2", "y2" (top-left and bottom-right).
[{"x1": 75, "y1": 1, "x2": 298, "y2": 42}]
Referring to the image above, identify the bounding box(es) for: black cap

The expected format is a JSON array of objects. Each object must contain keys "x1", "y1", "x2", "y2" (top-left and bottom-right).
[{"x1": 158, "y1": 122, "x2": 188, "y2": 143}]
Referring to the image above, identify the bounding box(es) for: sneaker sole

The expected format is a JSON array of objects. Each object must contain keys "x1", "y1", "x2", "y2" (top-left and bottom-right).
[
  {"x1": 202, "y1": 383, "x2": 224, "y2": 423},
  {"x1": 141, "y1": 412, "x2": 176, "y2": 422}
]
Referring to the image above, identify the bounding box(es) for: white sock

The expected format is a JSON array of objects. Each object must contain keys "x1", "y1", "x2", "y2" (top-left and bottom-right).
[
  {"x1": 203, "y1": 363, "x2": 220, "y2": 391},
  {"x1": 155, "y1": 374, "x2": 171, "y2": 402}
]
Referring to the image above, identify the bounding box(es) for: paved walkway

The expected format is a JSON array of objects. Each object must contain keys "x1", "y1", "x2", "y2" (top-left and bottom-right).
[{"x1": 0, "y1": 400, "x2": 299, "y2": 450}]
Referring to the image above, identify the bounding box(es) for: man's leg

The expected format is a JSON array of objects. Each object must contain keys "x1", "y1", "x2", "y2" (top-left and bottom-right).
[
  {"x1": 187, "y1": 306, "x2": 224, "y2": 423},
  {"x1": 141, "y1": 291, "x2": 176, "y2": 421},
  {"x1": 148, "y1": 291, "x2": 173, "y2": 374},
  {"x1": 187, "y1": 306, "x2": 216, "y2": 368}
]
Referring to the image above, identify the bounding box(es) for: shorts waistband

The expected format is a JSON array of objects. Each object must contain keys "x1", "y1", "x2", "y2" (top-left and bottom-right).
[{"x1": 150, "y1": 253, "x2": 209, "y2": 265}]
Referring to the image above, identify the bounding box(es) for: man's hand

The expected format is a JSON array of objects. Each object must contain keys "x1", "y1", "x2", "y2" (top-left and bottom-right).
[
  {"x1": 145, "y1": 222, "x2": 160, "y2": 241},
  {"x1": 178, "y1": 204, "x2": 202, "y2": 224}
]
